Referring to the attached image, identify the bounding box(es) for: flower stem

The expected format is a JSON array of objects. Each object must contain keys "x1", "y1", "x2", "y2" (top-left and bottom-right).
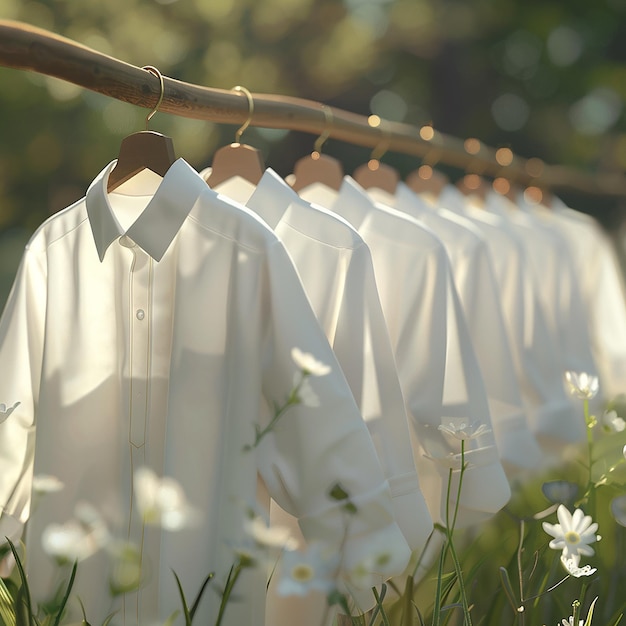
[{"x1": 583, "y1": 399, "x2": 596, "y2": 516}]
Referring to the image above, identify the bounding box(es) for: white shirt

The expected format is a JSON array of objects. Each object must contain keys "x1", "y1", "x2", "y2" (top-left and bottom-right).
[
  {"x1": 536, "y1": 196, "x2": 626, "y2": 400},
  {"x1": 300, "y1": 178, "x2": 511, "y2": 528},
  {"x1": 478, "y1": 189, "x2": 588, "y2": 447},
  {"x1": 0, "y1": 159, "x2": 411, "y2": 625},
  {"x1": 210, "y1": 169, "x2": 432, "y2": 622},
  {"x1": 389, "y1": 183, "x2": 542, "y2": 475}
]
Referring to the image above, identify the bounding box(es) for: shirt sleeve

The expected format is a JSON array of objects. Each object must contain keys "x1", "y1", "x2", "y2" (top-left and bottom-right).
[
  {"x1": 256, "y1": 239, "x2": 411, "y2": 580},
  {"x1": 330, "y1": 242, "x2": 432, "y2": 554},
  {"x1": 0, "y1": 244, "x2": 46, "y2": 544}
]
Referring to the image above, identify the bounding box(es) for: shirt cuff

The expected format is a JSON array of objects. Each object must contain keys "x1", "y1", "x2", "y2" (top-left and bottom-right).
[{"x1": 387, "y1": 472, "x2": 433, "y2": 554}]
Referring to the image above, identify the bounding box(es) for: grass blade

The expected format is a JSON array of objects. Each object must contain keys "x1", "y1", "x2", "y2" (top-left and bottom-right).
[
  {"x1": 0, "y1": 576, "x2": 16, "y2": 626},
  {"x1": 51, "y1": 561, "x2": 77, "y2": 626},
  {"x1": 6, "y1": 540, "x2": 32, "y2": 626},
  {"x1": 189, "y1": 572, "x2": 214, "y2": 622},
  {"x1": 171, "y1": 570, "x2": 191, "y2": 626}
]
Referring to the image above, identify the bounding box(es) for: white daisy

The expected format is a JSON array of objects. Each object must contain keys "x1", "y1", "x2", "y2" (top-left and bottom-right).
[
  {"x1": 291, "y1": 348, "x2": 331, "y2": 376},
  {"x1": 564, "y1": 371, "x2": 599, "y2": 400},
  {"x1": 542, "y1": 504, "x2": 600, "y2": 559}
]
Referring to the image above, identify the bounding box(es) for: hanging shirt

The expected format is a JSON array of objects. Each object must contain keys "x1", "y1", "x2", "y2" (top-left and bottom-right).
[
  {"x1": 300, "y1": 178, "x2": 511, "y2": 528},
  {"x1": 441, "y1": 190, "x2": 571, "y2": 460},
  {"x1": 477, "y1": 188, "x2": 588, "y2": 447},
  {"x1": 390, "y1": 183, "x2": 541, "y2": 475},
  {"x1": 534, "y1": 196, "x2": 626, "y2": 401},
  {"x1": 209, "y1": 168, "x2": 432, "y2": 621},
  {"x1": 0, "y1": 159, "x2": 411, "y2": 626},
  {"x1": 513, "y1": 192, "x2": 599, "y2": 383}
]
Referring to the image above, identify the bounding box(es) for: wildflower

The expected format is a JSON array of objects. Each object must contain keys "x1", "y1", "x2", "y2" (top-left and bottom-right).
[
  {"x1": 422, "y1": 451, "x2": 464, "y2": 470},
  {"x1": 349, "y1": 549, "x2": 393, "y2": 589},
  {"x1": 564, "y1": 371, "x2": 599, "y2": 400},
  {"x1": 42, "y1": 501, "x2": 109, "y2": 565},
  {"x1": 560, "y1": 554, "x2": 597, "y2": 578},
  {"x1": 32, "y1": 474, "x2": 65, "y2": 494},
  {"x1": 542, "y1": 504, "x2": 600, "y2": 559},
  {"x1": 0, "y1": 401, "x2": 20, "y2": 423},
  {"x1": 276, "y1": 543, "x2": 337, "y2": 597},
  {"x1": 541, "y1": 480, "x2": 579, "y2": 506},
  {"x1": 601, "y1": 409, "x2": 626, "y2": 433},
  {"x1": 291, "y1": 348, "x2": 331, "y2": 376},
  {"x1": 134, "y1": 467, "x2": 199, "y2": 531},
  {"x1": 108, "y1": 541, "x2": 143, "y2": 595},
  {"x1": 438, "y1": 420, "x2": 491, "y2": 441},
  {"x1": 610, "y1": 494, "x2": 626, "y2": 527},
  {"x1": 244, "y1": 515, "x2": 298, "y2": 551},
  {"x1": 295, "y1": 374, "x2": 320, "y2": 408},
  {"x1": 561, "y1": 616, "x2": 584, "y2": 626}
]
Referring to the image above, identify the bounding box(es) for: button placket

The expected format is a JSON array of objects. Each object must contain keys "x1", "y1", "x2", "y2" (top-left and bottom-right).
[{"x1": 128, "y1": 247, "x2": 152, "y2": 450}]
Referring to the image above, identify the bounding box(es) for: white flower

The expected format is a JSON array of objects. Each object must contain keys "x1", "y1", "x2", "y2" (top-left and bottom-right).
[
  {"x1": 542, "y1": 504, "x2": 600, "y2": 559},
  {"x1": 422, "y1": 451, "x2": 464, "y2": 470},
  {"x1": 291, "y1": 348, "x2": 331, "y2": 377},
  {"x1": 560, "y1": 554, "x2": 597, "y2": 578},
  {"x1": 561, "y1": 616, "x2": 584, "y2": 626},
  {"x1": 564, "y1": 371, "x2": 599, "y2": 400},
  {"x1": 244, "y1": 516, "x2": 298, "y2": 551},
  {"x1": 438, "y1": 420, "x2": 491, "y2": 441},
  {"x1": 349, "y1": 550, "x2": 393, "y2": 589},
  {"x1": 108, "y1": 541, "x2": 143, "y2": 595},
  {"x1": 32, "y1": 475, "x2": 65, "y2": 494},
  {"x1": 601, "y1": 409, "x2": 625, "y2": 433},
  {"x1": 0, "y1": 401, "x2": 20, "y2": 423},
  {"x1": 277, "y1": 543, "x2": 337, "y2": 597},
  {"x1": 134, "y1": 467, "x2": 200, "y2": 531},
  {"x1": 297, "y1": 376, "x2": 320, "y2": 408},
  {"x1": 42, "y1": 501, "x2": 109, "y2": 564}
]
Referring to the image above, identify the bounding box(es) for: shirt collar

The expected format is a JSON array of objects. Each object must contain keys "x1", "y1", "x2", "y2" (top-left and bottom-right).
[
  {"x1": 86, "y1": 158, "x2": 208, "y2": 262},
  {"x1": 246, "y1": 168, "x2": 301, "y2": 227}
]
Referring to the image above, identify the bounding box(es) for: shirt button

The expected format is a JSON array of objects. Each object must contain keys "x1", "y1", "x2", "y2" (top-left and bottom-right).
[
  {"x1": 136, "y1": 309, "x2": 145, "y2": 321},
  {"x1": 119, "y1": 235, "x2": 136, "y2": 248}
]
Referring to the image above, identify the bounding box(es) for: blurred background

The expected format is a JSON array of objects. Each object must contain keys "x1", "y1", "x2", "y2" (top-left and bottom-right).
[{"x1": 1, "y1": 0, "x2": 626, "y2": 303}]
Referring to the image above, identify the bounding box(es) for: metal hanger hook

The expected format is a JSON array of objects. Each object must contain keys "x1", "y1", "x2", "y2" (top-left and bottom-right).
[
  {"x1": 232, "y1": 85, "x2": 254, "y2": 143},
  {"x1": 142, "y1": 65, "x2": 165, "y2": 131},
  {"x1": 313, "y1": 104, "x2": 333, "y2": 155},
  {"x1": 371, "y1": 126, "x2": 391, "y2": 163}
]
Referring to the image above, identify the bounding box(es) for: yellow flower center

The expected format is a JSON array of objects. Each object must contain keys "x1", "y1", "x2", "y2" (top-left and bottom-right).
[
  {"x1": 564, "y1": 531, "x2": 580, "y2": 544},
  {"x1": 291, "y1": 564, "x2": 315, "y2": 582}
]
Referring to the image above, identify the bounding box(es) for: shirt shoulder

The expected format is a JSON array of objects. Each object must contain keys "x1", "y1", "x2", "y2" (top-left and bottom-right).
[
  {"x1": 24, "y1": 197, "x2": 89, "y2": 256},
  {"x1": 282, "y1": 200, "x2": 366, "y2": 251},
  {"x1": 187, "y1": 187, "x2": 282, "y2": 255},
  {"x1": 368, "y1": 203, "x2": 445, "y2": 254}
]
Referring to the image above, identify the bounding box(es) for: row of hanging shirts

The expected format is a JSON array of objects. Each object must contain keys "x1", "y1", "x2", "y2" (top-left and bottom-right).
[{"x1": 0, "y1": 99, "x2": 625, "y2": 626}]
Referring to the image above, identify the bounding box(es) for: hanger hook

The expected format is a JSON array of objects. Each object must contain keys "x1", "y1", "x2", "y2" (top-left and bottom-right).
[
  {"x1": 368, "y1": 118, "x2": 391, "y2": 170},
  {"x1": 142, "y1": 65, "x2": 166, "y2": 131},
  {"x1": 313, "y1": 104, "x2": 333, "y2": 155},
  {"x1": 232, "y1": 85, "x2": 254, "y2": 143}
]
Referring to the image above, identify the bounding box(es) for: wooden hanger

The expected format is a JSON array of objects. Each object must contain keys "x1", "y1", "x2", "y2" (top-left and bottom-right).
[
  {"x1": 205, "y1": 86, "x2": 265, "y2": 188},
  {"x1": 107, "y1": 66, "x2": 175, "y2": 193},
  {"x1": 456, "y1": 173, "x2": 491, "y2": 201},
  {"x1": 353, "y1": 123, "x2": 399, "y2": 194},
  {"x1": 405, "y1": 164, "x2": 449, "y2": 197},
  {"x1": 291, "y1": 105, "x2": 343, "y2": 192}
]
